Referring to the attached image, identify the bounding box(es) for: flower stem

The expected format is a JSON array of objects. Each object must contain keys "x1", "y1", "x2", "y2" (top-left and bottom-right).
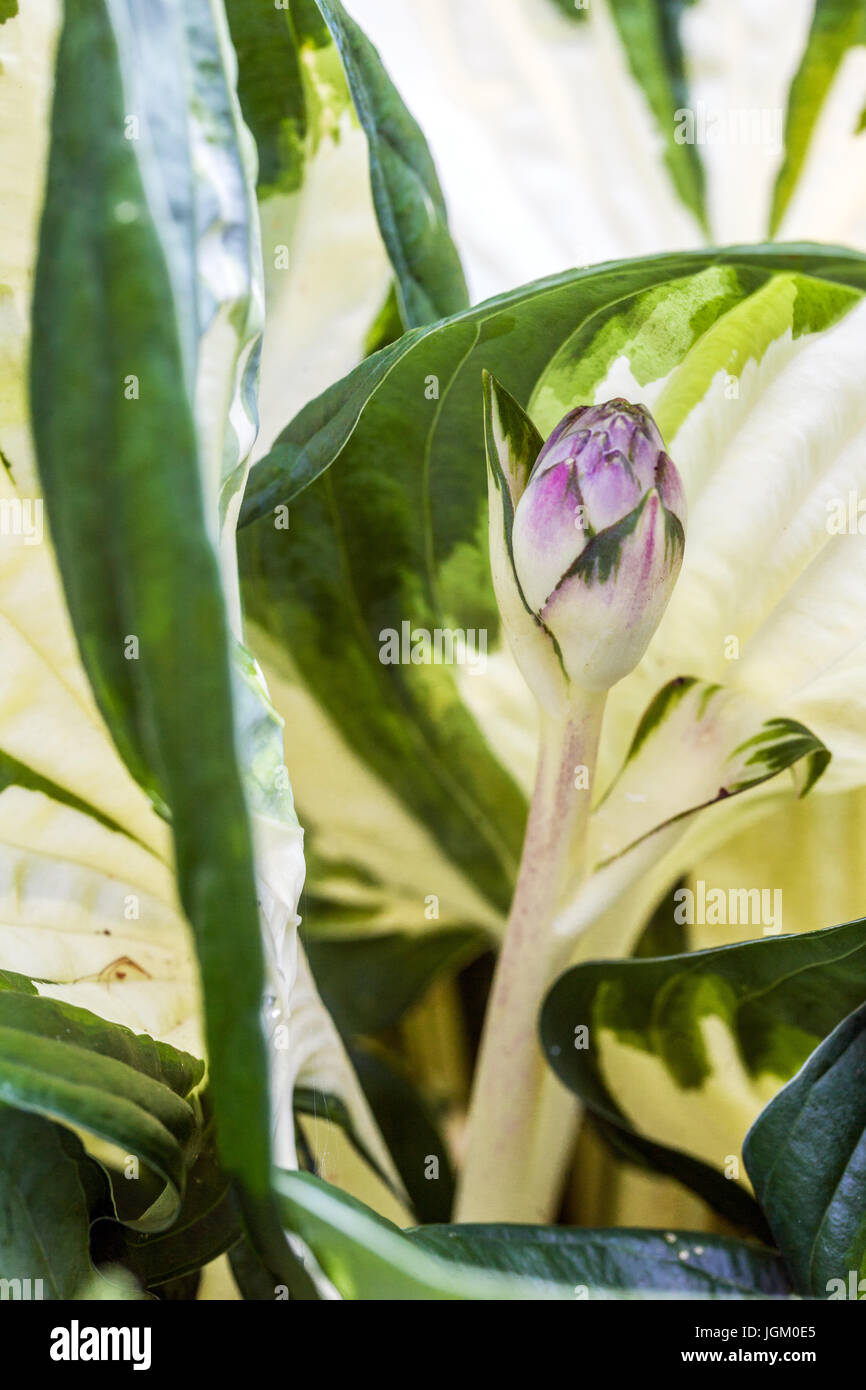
[{"x1": 455, "y1": 691, "x2": 606, "y2": 1222}]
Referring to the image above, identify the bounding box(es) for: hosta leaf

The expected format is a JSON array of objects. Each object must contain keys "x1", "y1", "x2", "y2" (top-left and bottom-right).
[
  {"x1": 298, "y1": 929, "x2": 480, "y2": 1221},
  {"x1": 260, "y1": 630, "x2": 504, "y2": 940},
  {"x1": 771, "y1": 0, "x2": 866, "y2": 234},
  {"x1": 239, "y1": 245, "x2": 866, "y2": 936},
  {"x1": 0, "y1": 971, "x2": 203, "y2": 1231},
  {"x1": 364, "y1": 281, "x2": 404, "y2": 356},
  {"x1": 633, "y1": 878, "x2": 688, "y2": 957},
  {"x1": 745, "y1": 1001, "x2": 866, "y2": 1298},
  {"x1": 0, "y1": 1107, "x2": 95, "y2": 1298},
  {"x1": 313, "y1": 0, "x2": 469, "y2": 328},
  {"x1": 297, "y1": 924, "x2": 474, "y2": 1220},
  {"x1": 28, "y1": 0, "x2": 308, "y2": 1290},
  {"x1": 409, "y1": 1223, "x2": 791, "y2": 1299},
  {"x1": 240, "y1": 464, "x2": 527, "y2": 920},
  {"x1": 275, "y1": 1170, "x2": 786, "y2": 1299},
  {"x1": 541, "y1": 916, "x2": 866, "y2": 1218}
]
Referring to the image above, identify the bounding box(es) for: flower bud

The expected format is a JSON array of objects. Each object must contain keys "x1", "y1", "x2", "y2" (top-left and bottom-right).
[{"x1": 484, "y1": 375, "x2": 685, "y2": 705}]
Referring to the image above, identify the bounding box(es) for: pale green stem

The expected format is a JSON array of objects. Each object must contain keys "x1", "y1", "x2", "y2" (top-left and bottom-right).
[{"x1": 455, "y1": 691, "x2": 606, "y2": 1223}]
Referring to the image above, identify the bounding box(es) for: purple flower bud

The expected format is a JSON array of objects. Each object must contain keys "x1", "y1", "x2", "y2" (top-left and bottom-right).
[{"x1": 485, "y1": 378, "x2": 686, "y2": 702}]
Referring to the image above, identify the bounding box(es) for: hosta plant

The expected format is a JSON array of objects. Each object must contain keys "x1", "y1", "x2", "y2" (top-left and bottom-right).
[{"x1": 1, "y1": 0, "x2": 866, "y2": 1304}]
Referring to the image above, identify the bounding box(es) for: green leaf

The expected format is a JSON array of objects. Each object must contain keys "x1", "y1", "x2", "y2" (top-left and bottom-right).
[
  {"x1": 313, "y1": 0, "x2": 469, "y2": 327},
  {"x1": 0, "y1": 1, "x2": 200, "y2": 1071},
  {"x1": 224, "y1": 0, "x2": 348, "y2": 199},
  {"x1": 29, "y1": 0, "x2": 309, "y2": 1293},
  {"x1": 408, "y1": 1223, "x2": 791, "y2": 1299},
  {"x1": 541, "y1": 917, "x2": 866, "y2": 1225},
  {"x1": 242, "y1": 238, "x2": 866, "y2": 568},
  {"x1": 0, "y1": 976, "x2": 203, "y2": 1230},
  {"x1": 745, "y1": 1001, "x2": 866, "y2": 1299},
  {"x1": 770, "y1": 0, "x2": 866, "y2": 234},
  {"x1": 0, "y1": 1107, "x2": 95, "y2": 1298},
  {"x1": 305, "y1": 928, "x2": 487, "y2": 1037}
]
